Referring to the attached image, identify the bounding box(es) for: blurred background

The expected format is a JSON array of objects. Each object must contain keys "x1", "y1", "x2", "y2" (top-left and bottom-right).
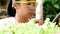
[
  {"x1": 0, "y1": 0, "x2": 7, "y2": 19},
  {"x1": 0, "y1": 0, "x2": 60, "y2": 24},
  {"x1": 43, "y1": 0, "x2": 60, "y2": 21}
]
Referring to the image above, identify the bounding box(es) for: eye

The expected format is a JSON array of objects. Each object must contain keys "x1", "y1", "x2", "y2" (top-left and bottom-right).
[
  {"x1": 27, "y1": 3, "x2": 31, "y2": 5},
  {"x1": 31, "y1": 3, "x2": 35, "y2": 6},
  {"x1": 27, "y1": 3, "x2": 35, "y2": 6}
]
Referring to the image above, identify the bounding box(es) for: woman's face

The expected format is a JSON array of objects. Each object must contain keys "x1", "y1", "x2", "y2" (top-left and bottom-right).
[{"x1": 14, "y1": 0, "x2": 36, "y2": 19}]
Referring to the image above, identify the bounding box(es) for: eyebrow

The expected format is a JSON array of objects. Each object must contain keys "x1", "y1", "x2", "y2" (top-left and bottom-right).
[
  {"x1": 16, "y1": 1, "x2": 36, "y2": 3},
  {"x1": 27, "y1": 0, "x2": 30, "y2": 1}
]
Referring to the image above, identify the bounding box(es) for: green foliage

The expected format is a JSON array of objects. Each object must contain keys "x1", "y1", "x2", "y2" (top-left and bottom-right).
[
  {"x1": 43, "y1": 0, "x2": 60, "y2": 21},
  {"x1": 0, "y1": 18, "x2": 60, "y2": 34}
]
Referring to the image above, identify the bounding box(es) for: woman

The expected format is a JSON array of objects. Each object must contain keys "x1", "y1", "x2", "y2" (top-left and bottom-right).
[{"x1": 0, "y1": 0, "x2": 42, "y2": 26}]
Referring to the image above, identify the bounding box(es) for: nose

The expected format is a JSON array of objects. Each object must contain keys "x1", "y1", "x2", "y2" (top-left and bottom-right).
[{"x1": 31, "y1": 6, "x2": 35, "y2": 10}]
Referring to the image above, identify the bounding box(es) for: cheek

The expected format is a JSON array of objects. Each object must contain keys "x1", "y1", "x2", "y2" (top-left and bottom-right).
[
  {"x1": 25, "y1": 12, "x2": 34, "y2": 18},
  {"x1": 23, "y1": 12, "x2": 29, "y2": 18}
]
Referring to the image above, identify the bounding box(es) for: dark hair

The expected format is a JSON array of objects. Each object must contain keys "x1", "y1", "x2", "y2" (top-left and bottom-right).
[
  {"x1": 6, "y1": 0, "x2": 34, "y2": 17},
  {"x1": 6, "y1": 0, "x2": 16, "y2": 17}
]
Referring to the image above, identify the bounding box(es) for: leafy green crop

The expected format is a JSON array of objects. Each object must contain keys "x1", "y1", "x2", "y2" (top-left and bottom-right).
[{"x1": 0, "y1": 18, "x2": 60, "y2": 34}]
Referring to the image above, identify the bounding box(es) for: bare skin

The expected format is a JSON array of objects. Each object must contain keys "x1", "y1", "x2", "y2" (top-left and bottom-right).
[{"x1": 13, "y1": 0, "x2": 43, "y2": 25}]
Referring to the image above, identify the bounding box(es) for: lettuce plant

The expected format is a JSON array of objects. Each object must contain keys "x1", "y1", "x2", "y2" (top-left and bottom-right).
[{"x1": 0, "y1": 18, "x2": 60, "y2": 34}]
